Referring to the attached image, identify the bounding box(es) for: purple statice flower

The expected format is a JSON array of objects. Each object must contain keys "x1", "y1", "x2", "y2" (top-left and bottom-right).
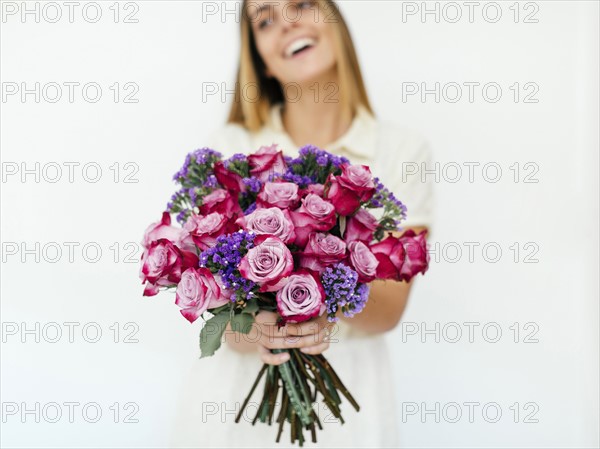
[
  {"x1": 188, "y1": 187, "x2": 198, "y2": 205},
  {"x1": 242, "y1": 176, "x2": 262, "y2": 193},
  {"x1": 172, "y1": 147, "x2": 222, "y2": 183},
  {"x1": 345, "y1": 283, "x2": 370, "y2": 319},
  {"x1": 194, "y1": 148, "x2": 222, "y2": 164},
  {"x1": 243, "y1": 202, "x2": 257, "y2": 215},
  {"x1": 281, "y1": 171, "x2": 315, "y2": 187},
  {"x1": 203, "y1": 174, "x2": 218, "y2": 188},
  {"x1": 166, "y1": 188, "x2": 190, "y2": 214},
  {"x1": 224, "y1": 153, "x2": 247, "y2": 168},
  {"x1": 199, "y1": 230, "x2": 257, "y2": 303},
  {"x1": 298, "y1": 144, "x2": 349, "y2": 168},
  {"x1": 321, "y1": 263, "x2": 370, "y2": 322},
  {"x1": 367, "y1": 177, "x2": 407, "y2": 224},
  {"x1": 284, "y1": 144, "x2": 350, "y2": 185},
  {"x1": 176, "y1": 210, "x2": 188, "y2": 224}
]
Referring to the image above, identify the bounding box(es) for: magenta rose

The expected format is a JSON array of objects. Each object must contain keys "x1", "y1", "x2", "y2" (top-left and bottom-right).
[
  {"x1": 325, "y1": 174, "x2": 360, "y2": 216},
  {"x1": 257, "y1": 181, "x2": 300, "y2": 209},
  {"x1": 239, "y1": 235, "x2": 294, "y2": 292},
  {"x1": 248, "y1": 144, "x2": 288, "y2": 183},
  {"x1": 213, "y1": 161, "x2": 245, "y2": 194},
  {"x1": 140, "y1": 239, "x2": 199, "y2": 296},
  {"x1": 369, "y1": 235, "x2": 406, "y2": 281},
  {"x1": 326, "y1": 164, "x2": 376, "y2": 216},
  {"x1": 199, "y1": 188, "x2": 241, "y2": 218},
  {"x1": 276, "y1": 270, "x2": 326, "y2": 324},
  {"x1": 290, "y1": 194, "x2": 336, "y2": 247},
  {"x1": 142, "y1": 212, "x2": 184, "y2": 249},
  {"x1": 184, "y1": 212, "x2": 236, "y2": 250},
  {"x1": 236, "y1": 207, "x2": 296, "y2": 244},
  {"x1": 369, "y1": 230, "x2": 428, "y2": 281},
  {"x1": 344, "y1": 209, "x2": 378, "y2": 243},
  {"x1": 298, "y1": 232, "x2": 347, "y2": 273},
  {"x1": 175, "y1": 267, "x2": 230, "y2": 323},
  {"x1": 348, "y1": 241, "x2": 379, "y2": 283},
  {"x1": 338, "y1": 164, "x2": 376, "y2": 202},
  {"x1": 399, "y1": 230, "x2": 429, "y2": 280}
]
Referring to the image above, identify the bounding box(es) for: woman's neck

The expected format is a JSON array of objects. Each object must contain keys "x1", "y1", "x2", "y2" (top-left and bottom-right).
[{"x1": 280, "y1": 72, "x2": 353, "y2": 149}]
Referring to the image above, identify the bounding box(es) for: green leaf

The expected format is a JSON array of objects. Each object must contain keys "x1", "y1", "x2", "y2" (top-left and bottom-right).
[
  {"x1": 230, "y1": 313, "x2": 254, "y2": 334},
  {"x1": 241, "y1": 297, "x2": 259, "y2": 315},
  {"x1": 199, "y1": 311, "x2": 230, "y2": 358}
]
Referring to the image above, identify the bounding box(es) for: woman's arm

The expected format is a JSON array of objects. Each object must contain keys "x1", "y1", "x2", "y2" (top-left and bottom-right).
[{"x1": 339, "y1": 226, "x2": 428, "y2": 335}]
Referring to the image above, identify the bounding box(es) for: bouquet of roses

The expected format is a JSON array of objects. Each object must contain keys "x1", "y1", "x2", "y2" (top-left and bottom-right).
[{"x1": 139, "y1": 144, "x2": 429, "y2": 445}]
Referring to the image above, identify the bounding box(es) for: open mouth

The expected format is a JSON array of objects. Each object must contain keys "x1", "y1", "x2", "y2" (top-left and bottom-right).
[{"x1": 284, "y1": 37, "x2": 317, "y2": 58}]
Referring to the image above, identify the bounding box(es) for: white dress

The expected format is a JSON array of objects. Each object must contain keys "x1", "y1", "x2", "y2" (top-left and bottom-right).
[{"x1": 170, "y1": 104, "x2": 433, "y2": 448}]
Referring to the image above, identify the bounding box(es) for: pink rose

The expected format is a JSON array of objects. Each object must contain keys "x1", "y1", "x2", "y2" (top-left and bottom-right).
[
  {"x1": 175, "y1": 267, "x2": 230, "y2": 323},
  {"x1": 199, "y1": 188, "x2": 241, "y2": 218},
  {"x1": 290, "y1": 194, "x2": 336, "y2": 247},
  {"x1": 236, "y1": 207, "x2": 296, "y2": 244},
  {"x1": 325, "y1": 164, "x2": 376, "y2": 216},
  {"x1": 213, "y1": 161, "x2": 245, "y2": 194},
  {"x1": 338, "y1": 164, "x2": 376, "y2": 202},
  {"x1": 298, "y1": 232, "x2": 347, "y2": 273},
  {"x1": 325, "y1": 175, "x2": 360, "y2": 216},
  {"x1": 142, "y1": 212, "x2": 184, "y2": 249},
  {"x1": 399, "y1": 230, "x2": 429, "y2": 280},
  {"x1": 140, "y1": 239, "x2": 199, "y2": 296},
  {"x1": 348, "y1": 241, "x2": 379, "y2": 283},
  {"x1": 184, "y1": 212, "x2": 236, "y2": 250},
  {"x1": 300, "y1": 183, "x2": 325, "y2": 197},
  {"x1": 257, "y1": 181, "x2": 300, "y2": 209},
  {"x1": 239, "y1": 235, "x2": 294, "y2": 291},
  {"x1": 248, "y1": 144, "x2": 288, "y2": 183},
  {"x1": 276, "y1": 270, "x2": 326, "y2": 324},
  {"x1": 344, "y1": 209, "x2": 378, "y2": 244},
  {"x1": 369, "y1": 230, "x2": 429, "y2": 281},
  {"x1": 369, "y1": 235, "x2": 406, "y2": 281}
]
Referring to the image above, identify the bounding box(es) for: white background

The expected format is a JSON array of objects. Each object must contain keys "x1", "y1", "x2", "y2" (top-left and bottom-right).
[{"x1": 1, "y1": 0, "x2": 598, "y2": 447}]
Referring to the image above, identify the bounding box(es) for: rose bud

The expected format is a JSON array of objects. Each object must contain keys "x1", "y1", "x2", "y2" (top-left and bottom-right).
[
  {"x1": 175, "y1": 267, "x2": 230, "y2": 323},
  {"x1": 248, "y1": 144, "x2": 288, "y2": 183},
  {"x1": 238, "y1": 235, "x2": 294, "y2": 292},
  {"x1": 236, "y1": 207, "x2": 296, "y2": 244},
  {"x1": 276, "y1": 270, "x2": 326, "y2": 324}
]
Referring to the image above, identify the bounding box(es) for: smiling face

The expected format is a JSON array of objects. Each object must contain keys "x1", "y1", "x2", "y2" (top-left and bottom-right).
[{"x1": 247, "y1": 0, "x2": 338, "y2": 86}]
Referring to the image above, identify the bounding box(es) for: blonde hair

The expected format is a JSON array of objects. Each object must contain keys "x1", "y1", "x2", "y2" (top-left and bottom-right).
[{"x1": 227, "y1": 0, "x2": 374, "y2": 132}]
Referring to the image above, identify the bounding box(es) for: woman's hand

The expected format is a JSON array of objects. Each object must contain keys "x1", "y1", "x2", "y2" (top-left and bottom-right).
[{"x1": 255, "y1": 310, "x2": 333, "y2": 366}]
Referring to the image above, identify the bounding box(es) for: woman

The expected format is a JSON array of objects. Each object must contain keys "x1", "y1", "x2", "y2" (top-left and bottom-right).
[{"x1": 171, "y1": 1, "x2": 433, "y2": 447}]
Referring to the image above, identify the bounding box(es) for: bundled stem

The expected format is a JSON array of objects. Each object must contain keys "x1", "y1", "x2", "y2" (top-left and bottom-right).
[{"x1": 236, "y1": 348, "x2": 359, "y2": 446}]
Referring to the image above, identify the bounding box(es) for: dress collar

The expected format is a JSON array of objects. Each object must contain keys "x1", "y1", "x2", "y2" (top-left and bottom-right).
[{"x1": 267, "y1": 102, "x2": 376, "y2": 159}]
